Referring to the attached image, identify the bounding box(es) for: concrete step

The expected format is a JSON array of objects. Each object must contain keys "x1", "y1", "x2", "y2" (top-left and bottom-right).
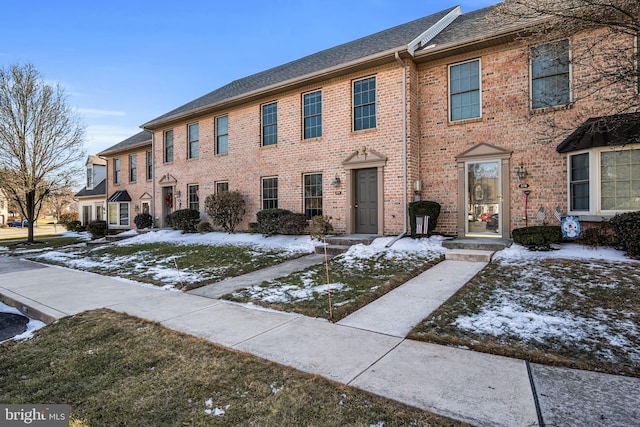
[
  {"x1": 445, "y1": 249, "x2": 494, "y2": 262},
  {"x1": 442, "y1": 237, "x2": 511, "y2": 251},
  {"x1": 324, "y1": 235, "x2": 377, "y2": 246},
  {"x1": 314, "y1": 244, "x2": 350, "y2": 255}
]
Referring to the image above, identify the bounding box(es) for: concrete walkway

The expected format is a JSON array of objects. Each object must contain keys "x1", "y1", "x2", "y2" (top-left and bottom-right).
[{"x1": 1, "y1": 255, "x2": 639, "y2": 426}]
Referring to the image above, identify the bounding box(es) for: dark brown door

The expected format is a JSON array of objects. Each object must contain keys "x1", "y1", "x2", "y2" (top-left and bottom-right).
[{"x1": 355, "y1": 168, "x2": 378, "y2": 234}]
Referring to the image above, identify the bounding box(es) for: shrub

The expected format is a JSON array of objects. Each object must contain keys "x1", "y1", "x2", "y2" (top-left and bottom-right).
[
  {"x1": 134, "y1": 213, "x2": 153, "y2": 229},
  {"x1": 610, "y1": 210, "x2": 640, "y2": 257},
  {"x1": 87, "y1": 221, "x2": 108, "y2": 239},
  {"x1": 204, "y1": 191, "x2": 246, "y2": 233},
  {"x1": 408, "y1": 201, "x2": 441, "y2": 237},
  {"x1": 168, "y1": 209, "x2": 200, "y2": 233},
  {"x1": 66, "y1": 220, "x2": 85, "y2": 232},
  {"x1": 578, "y1": 221, "x2": 616, "y2": 249},
  {"x1": 58, "y1": 212, "x2": 78, "y2": 226},
  {"x1": 278, "y1": 212, "x2": 308, "y2": 235},
  {"x1": 512, "y1": 225, "x2": 562, "y2": 251},
  {"x1": 309, "y1": 215, "x2": 334, "y2": 241},
  {"x1": 256, "y1": 209, "x2": 292, "y2": 236},
  {"x1": 196, "y1": 221, "x2": 213, "y2": 233}
]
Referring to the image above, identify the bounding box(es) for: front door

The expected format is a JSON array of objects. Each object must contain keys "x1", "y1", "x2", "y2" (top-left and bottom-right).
[
  {"x1": 466, "y1": 160, "x2": 502, "y2": 236},
  {"x1": 355, "y1": 168, "x2": 378, "y2": 234}
]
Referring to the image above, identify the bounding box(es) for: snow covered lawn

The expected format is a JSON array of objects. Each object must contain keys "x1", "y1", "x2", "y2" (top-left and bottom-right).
[
  {"x1": 29, "y1": 230, "x2": 318, "y2": 290},
  {"x1": 409, "y1": 244, "x2": 640, "y2": 377},
  {"x1": 226, "y1": 236, "x2": 447, "y2": 321}
]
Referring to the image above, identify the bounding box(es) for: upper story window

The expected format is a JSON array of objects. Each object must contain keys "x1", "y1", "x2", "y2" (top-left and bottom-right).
[
  {"x1": 262, "y1": 102, "x2": 278, "y2": 146},
  {"x1": 129, "y1": 154, "x2": 137, "y2": 183},
  {"x1": 188, "y1": 123, "x2": 199, "y2": 159},
  {"x1": 531, "y1": 39, "x2": 571, "y2": 109},
  {"x1": 216, "y1": 115, "x2": 228, "y2": 154},
  {"x1": 216, "y1": 181, "x2": 229, "y2": 193},
  {"x1": 114, "y1": 158, "x2": 121, "y2": 185},
  {"x1": 188, "y1": 184, "x2": 199, "y2": 211},
  {"x1": 449, "y1": 59, "x2": 481, "y2": 121},
  {"x1": 303, "y1": 173, "x2": 323, "y2": 219},
  {"x1": 262, "y1": 177, "x2": 278, "y2": 209},
  {"x1": 353, "y1": 77, "x2": 376, "y2": 131},
  {"x1": 86, "y1": 165, "x2": 93, "y2": 189},
  {"x1": 303, "y1": 90, "x2": 322, "y2": 139},
  {"x1": 146, "y1": 150, "x2": 153, "y2": 180},
  {"x1": 164, "y1": 129, "x2": 174, "y2": 163},
  {"x1": 568, "y1": 147, "x2": 640, "y2": 215}
]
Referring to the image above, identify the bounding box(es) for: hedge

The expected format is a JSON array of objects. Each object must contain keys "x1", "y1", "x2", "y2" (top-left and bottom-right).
[
  {"x1": 512, "y1": 225, "x2": 562, "y2": 251},
  {"x1": 610, "y1": 210, "x2": 640, "y2": 258},
  {"x1": 167, "y1": 209, "x2": 200, "y2": 233},
  {"x1": 408, "y1": 201, "x2": 441, "y2": 237}
]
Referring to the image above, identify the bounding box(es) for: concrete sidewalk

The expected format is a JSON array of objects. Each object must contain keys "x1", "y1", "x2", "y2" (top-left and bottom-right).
[{"x1": 1, "y1": 255, "x2": 639, "y2": 426}]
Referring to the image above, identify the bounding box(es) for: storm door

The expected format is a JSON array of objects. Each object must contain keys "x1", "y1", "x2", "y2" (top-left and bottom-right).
[{"x1": 466, "y1": 160, "x2": 502, "y2": 236}]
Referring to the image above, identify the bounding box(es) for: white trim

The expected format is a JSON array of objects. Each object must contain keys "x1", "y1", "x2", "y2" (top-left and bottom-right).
[{"x1": 407, "y1": 6, "x2": 462, "y2": 56}]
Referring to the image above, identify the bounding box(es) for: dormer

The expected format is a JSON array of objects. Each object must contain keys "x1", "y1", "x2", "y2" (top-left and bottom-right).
[{"x1": 85, "y1": 155, "x2": 107, "y2": 191}]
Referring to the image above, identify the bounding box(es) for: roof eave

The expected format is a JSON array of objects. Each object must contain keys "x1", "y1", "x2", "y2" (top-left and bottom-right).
[
  {"x1": 141, "y1": 46, "x2": 407, "y2": 130},
  {"x1": 98, "y1": 139, "x2": 152, "y2": 157}
]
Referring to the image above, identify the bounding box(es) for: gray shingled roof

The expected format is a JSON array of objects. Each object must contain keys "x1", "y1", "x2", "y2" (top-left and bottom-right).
[
  {"x1": 99, "y1": 130, "x2": 152, "y2": 157},
  {"x1": 74, "y1": 179, "x2": 106, "y2": 198},
  {"x1": 142, "y1": 6, "x2": 458, "y2": 128}
]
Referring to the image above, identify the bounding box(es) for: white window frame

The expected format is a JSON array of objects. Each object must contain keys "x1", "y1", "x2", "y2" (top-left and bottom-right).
[
  {"x1": 448, "y1": 58, "x2": 482, "y2": 122},
  {"x1": 529, "y1": 39, "x2": 572, "y2": 110},
  {"x1": 567, "y1": 146, "x2": 640, "y2": 216},
  {"x1": 108, "y1": 202, "x2": 130, "y2": 227}
]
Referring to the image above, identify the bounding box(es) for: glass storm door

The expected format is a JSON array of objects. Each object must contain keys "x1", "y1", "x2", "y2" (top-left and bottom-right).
[{"x1": 466, "y1": 160, "x2": 502, "y2": 236}]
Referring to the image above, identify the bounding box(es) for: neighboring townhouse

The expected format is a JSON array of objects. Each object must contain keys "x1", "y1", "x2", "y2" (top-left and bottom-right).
[
  {"x1": 74, "y1": 155, "x2": 107, "y2": 226},
  {"x1": 139, "y1": 3, "x2": 638, "y2": 238},
  {"x1": 0, "y1": 190, "x2": 8, "y2": 226},
  {"x1": 98, "y1": 131, "x2": 153, "y2": 230}
]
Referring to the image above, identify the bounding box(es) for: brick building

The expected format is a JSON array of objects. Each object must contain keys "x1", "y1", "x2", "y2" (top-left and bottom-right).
[{"x1": 105, "y1": 3, "x2": 636, "y2": 236}]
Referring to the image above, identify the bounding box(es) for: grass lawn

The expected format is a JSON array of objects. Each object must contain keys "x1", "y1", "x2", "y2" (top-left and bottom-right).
[
  {"x1": 29, "y1": 242, "x2": 303, "y2": 291},
  {"x1": 0, "y1": 309, "x2": 465, "y2": 427},
  {"x1": 225, "y1": 241, "x2": 444, "y2": 321},
  {"x1": 0, "y1": 235, "x2": 86, "y2": 251},
  {"x1": 409, "y1": 246, "x2": 640, "y2": 378}
]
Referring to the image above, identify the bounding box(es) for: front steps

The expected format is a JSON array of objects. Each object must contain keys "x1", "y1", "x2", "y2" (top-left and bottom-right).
[
  {"x1": 442, "y1": 237, "x2": 512, "y2": 262},
  {"x1": 445, "y1": 249, "x2": 494, "y2": 262},
  {"x1": 314, "y1": 234, "x2": 378, "y2": 255}
]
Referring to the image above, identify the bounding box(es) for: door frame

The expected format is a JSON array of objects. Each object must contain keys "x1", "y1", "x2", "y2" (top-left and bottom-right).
[
  {"x1": 455, "y1": 143, "x2": 512, "y2": 238},
  {"x1": 343, "y1": 147, "x2": 387, "y2": 235}
]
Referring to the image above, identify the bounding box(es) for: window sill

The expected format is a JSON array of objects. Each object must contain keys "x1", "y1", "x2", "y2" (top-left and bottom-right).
[
  {"x1": 530, "y1": 103, "x2": 573, "y2": 115},
  {"x1": 351, "y1": 127, "x2": 377, "y2": 136},
  {"x1": 302, "y1": 137, "x2": 323, "y2": 143},
  {"x1": 260, "y1": 144, "x2": 278, "y2": 149},
  {"x1": 215, "y1": 152, "x2": 229, "y2": 157},
  {"x1": 448, "y1": 117, "x2": 482, "y2": 126}
]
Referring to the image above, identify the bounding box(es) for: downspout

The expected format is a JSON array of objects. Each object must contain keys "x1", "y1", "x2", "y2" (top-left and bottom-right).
[
  {"x1": 147, "y1": 129, "x2": 156, "y2": 228},
  {"x1": 386, "y1": 51, "x2": 408, "y2": 248}
]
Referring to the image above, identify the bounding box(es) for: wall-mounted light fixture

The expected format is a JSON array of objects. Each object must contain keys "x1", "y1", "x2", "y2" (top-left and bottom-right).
[
  {"x1": 516, "y1": 163, "x2": 528, "y2": 180},
  {"x1": 134, "y1": 204, "x2": 140, "y2": 213},
  {"x1": 331, "y1": 176, "x2": 341, "y2": 188}
]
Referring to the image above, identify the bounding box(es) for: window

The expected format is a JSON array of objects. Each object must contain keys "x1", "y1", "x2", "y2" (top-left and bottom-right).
[
  {"x1": 568, "y1": 147, "x2": 640, "y2": 214},
  {"x1": 86, "y1": 166, "x2": 93, "y2": 189},
  {"x1": 146, "y1": 150, "x2": 153, "y2": 180},
  {"x1": 262, "y1": 177, "x2": 278, "y2": 209},
  {"x1": 531, "y1": 40, "x2": 570, "y2": 109},
  {"x1": 187, "y1": 184, "x2": 199, "y2": 211},
  {"x1": 216, "y1": 115, "x2": 228, "y2": 154},
  {"x1": 262, "y1": 102, "x2": 277, "y2": 146},
  {"x1": 216, "y1": 181, "x2": 229, "y2": 193},
  {"x1": 114, "y1": 158, "x2": 121, "y2": 184},
  {"x1": 449, "y1": 59, "x2": 481, "y2": 121},
  {"x1": 141, "y1": 202, "x2": 150, "y2": 215},
  {"x1": 108, "y1": 202, "x2": 129, "y2": 226},
  {"x1": 353, "y1": 77, "x2": 376, "y2": 131},
  {"x1": 303, "y1": 91, "x2": 322, "y2": 139},
  {"x1": 96, "y1": 205, "x2": 103, "y2": 221},
  {"x1": 129, "y1": 154, "x2": 137, "y2": 182},
  {"x1": 188, "y1": 123, "x2": 199, "y2": 159},
  {"x1": 164, "y1": 129, "x2": 174, "y2": 163},
  {"x1": 303, "y1": 173, "x2": 323, "y2": 219}
]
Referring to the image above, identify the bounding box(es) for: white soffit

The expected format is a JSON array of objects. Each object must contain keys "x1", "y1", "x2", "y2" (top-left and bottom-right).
[{"x1": 407, "y1": 5, "x2": 462, "y2": 56}]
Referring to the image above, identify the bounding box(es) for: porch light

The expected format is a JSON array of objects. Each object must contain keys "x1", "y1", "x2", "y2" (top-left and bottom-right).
[
  {"x1": 516, "y1": 163, "x2": 528, "y2": 180},
  {"x1": 331, "y1": 176, "x2": 341, "y2": 187}
]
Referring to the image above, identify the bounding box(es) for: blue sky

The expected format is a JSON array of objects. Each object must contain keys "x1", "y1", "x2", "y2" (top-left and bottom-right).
[{"x1": 1, "y1": 0, "x2": 495, "y2": 155}]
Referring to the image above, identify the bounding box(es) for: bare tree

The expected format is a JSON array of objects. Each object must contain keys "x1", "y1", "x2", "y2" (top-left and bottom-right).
[
  {"x1": 0, "y1": 64, "x2": 85, "y2": 242},
  {"x1": 494, "y1": 0, "x2": 640, "y2": 139},
  {"x1": 46, "y1": 182, "x2": 76, "y2": 229}
]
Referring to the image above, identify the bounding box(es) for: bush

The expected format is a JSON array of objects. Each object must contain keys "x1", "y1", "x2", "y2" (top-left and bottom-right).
[
  {"x1": 578, "y1": 221, "x2": 616, "y2": 249},
  {"x1": 58, "y1": 212, "x2": 78, "y2": 226},
  {"x1": 134, "y1": 213, "x2": 153, "y2": 229},
  {"x1": 196, "y1": 221, "x2": 213, "y2": 233},
  {"x1": 408, "y1": 201, "x2": 441, "y2": 237},
  {"x1": 167, "y1": 209, "x2": 200, "y2": 233},
  {"x1": 256, "y1": 209, "x2": 292, "y2": 236},
  {"x1": 66, "y1": 220, "x2": 85, "y2": 232},
  {"x1": 204, "y1": 191, "x2": 246, "y2": 233},
  {"x1": 278, "y1": 212, "x2": 308, "y2": 235},
  {"x1": 610, "y1": 210, "x2": 640, "y2": 257},
  {"x1": 309, "y1": 215, "x2": 334, "y2": 241},
  {"x1": 512, "y1": 225, "x2": 562, "y2": 251},
  {"x1": 87, "y1": 221, "x2": 108, "y2": 239}
]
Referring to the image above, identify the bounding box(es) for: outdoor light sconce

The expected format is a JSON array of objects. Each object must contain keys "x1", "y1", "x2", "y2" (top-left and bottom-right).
[
  {"x1": 134, "y1": 204, "x2": 140, "y2": 212},
  {"x1": 331, "y1": 176, "x2": 341, "y2": 188},
  {"x1": 175, "y1": 190, "x2": 181, "y2": 199},
  {"x1": 516, "y1": 163, "x2": 528, "y2": 180}
]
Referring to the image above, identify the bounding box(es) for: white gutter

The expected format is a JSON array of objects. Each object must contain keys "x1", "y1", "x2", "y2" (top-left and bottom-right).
[
  {"x1": 386, "y1": 51, "x2": 408, "y2": 248},
  {"x1": 148, "y1": 130, "x2": 156, "y2": 227}
]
